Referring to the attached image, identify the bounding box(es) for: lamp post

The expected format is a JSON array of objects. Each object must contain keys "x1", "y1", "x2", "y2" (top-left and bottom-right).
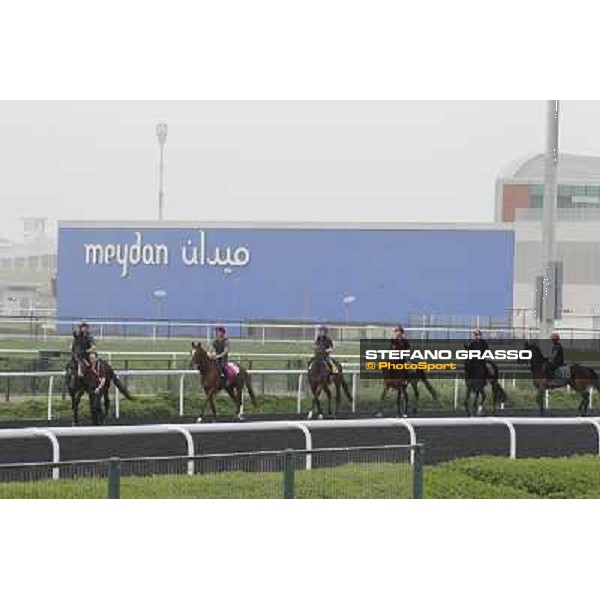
[
  {"x1": 156, "y1": 122, "x2": 168, "y2": 220},
  {"x1": 540, "y1": 101, "x2": 560, "y2": 338},
  {"x1": 342, "y1": 295, "x2": 357, "y2": 324},
  {"x1": 153, "y1": 289, "x2": 167, "y2": 339}
]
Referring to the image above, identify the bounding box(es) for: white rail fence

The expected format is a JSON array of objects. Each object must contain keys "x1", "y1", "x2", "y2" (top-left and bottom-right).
[
  {"x1": 0, "y1": 368, "x2": 594, "y2": 421},
  {"x1": 4, "y1": 316, "x2": 600, "y2": 342},
  {"x1": 2, "y1": 417, "x2": 600, "y2": 480}
]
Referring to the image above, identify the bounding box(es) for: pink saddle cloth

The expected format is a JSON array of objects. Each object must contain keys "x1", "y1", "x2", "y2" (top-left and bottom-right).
[{"x1": 224, "y1": 362, "x2": 240, "y2": 384}]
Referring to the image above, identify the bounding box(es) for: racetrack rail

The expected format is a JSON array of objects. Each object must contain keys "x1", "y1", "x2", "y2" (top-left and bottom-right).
[{"x1": 1, "y1": 415, "x2": 600, "y2": 467}]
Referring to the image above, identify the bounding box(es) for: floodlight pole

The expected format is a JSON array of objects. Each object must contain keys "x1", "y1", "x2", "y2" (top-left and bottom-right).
[
  {"x1": 540, "y1": 101, "x2": 560, "y2": 338},
  {"x1": 156, "y1": 122, "x2": 168, "y2": 220}
]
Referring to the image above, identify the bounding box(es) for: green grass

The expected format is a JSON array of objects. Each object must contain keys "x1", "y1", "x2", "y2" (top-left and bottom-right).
[
  {"x1": 5, "y1": 455, "x2": 600, "y2": 499},
  {"x1": 0, "y1": 462, "x2": 414, "y2": 499}
]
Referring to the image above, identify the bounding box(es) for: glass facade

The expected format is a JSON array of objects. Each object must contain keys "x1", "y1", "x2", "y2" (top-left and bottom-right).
[{"x1": 529, "y1": 184, "x2": 600, "y2": 209}]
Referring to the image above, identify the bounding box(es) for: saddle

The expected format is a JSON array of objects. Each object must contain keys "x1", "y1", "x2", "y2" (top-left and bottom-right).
[
  {"x1": 223, "y1": 362, "x2": 240, "y2": 385},
  {"x1": 547, "y1": 365, "x2": 570, "y2": 387}
]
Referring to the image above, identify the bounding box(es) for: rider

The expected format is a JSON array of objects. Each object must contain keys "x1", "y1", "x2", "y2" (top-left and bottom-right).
[
  {"x1": 467, "y1": 328, "x2": 492, "y2": 379},
  {"x1": 87, "y1": 350, "x2": 108, "y2": 397},
  {"x1": 71, "y1": 321, "x2": 96, "y2": 376},
  {"x1": 545, "y1": 331, "x2": 565, "y2": 380},
  {"x1": 390, "y1": 325, "x2": 410, "y2": 352},
  {"x1": 211, "y1": 326, "x2": 230, "y2": 387},
  {"x1": 314, "y1": 325, "x2": 337, "y2": 374}
]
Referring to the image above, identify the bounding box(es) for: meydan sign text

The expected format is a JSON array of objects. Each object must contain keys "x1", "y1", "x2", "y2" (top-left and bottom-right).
[{"x1": 83, "y1": 230, "x2": 251, "y2": 278}]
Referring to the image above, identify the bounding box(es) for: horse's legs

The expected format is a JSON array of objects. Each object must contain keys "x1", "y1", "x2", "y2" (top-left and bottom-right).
[
  {"x1": 103, "y1": 387, "x2": 110, "y2": 421},
  {"x1": 464, "y1": 386, "x2": 472, "y2": 417},
  {"x1": 322, "y1": 385, "x2": 333, "y2": 417},
  {"x1": 536, "y1": 388, "x2": 545, "y2": 416},
  {"x1": 401, "y1": 385, "x2": 409, "y2": 417},
  {"x1": 411, "y1": 381, "x2": 420, "y2": 416},
  {"x1": 333, "y1": 379, "x2": 342, "y2": 416},
  {"x1": 579, "y1": 389, "x2": 589, "y2": 416},
  {"x1": 208, "y1": 391, "x2": 218, "y2": 421},
  {"x1": 478, "y1": 388, "x2": 486, "y2": 416},
  {"x1": 378, "y1": 384, "x2": 387, "y2": 417},
  {"x1": 229, "y1": 385, "x2": 243, "y2": 421}
]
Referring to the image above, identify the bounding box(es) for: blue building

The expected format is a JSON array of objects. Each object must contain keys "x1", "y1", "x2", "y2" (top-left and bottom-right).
[{"x1": 57, "y1": 221, "x2": 514, "y2": 324}]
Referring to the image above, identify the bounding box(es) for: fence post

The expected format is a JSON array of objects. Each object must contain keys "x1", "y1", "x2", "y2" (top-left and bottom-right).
[
  {"x1": 283, "y1": 449, "x2": 295, "y2": 499},
  {"x1": 453, "y1": 375, "x2": 459, "y2": 411},
  {"x1": 108, "y1": 457, "x2": 121, "y2": 499},
  {"x1": 115, "y1": 388, "x2": 120, "y2": 420},
  {"x1": 412, "y1": 445, "x2": 424, "y2": 499},
  {"x1": 179, "y1": 374, "x2": 185, "y2": 416},
  {"x1": 296, "y1": 373, "x2": 303, "y2": 414},
  {"x1": 47, "y1": 375, "x2": 54, "y2": 421},
  {"x1": 351, "y1": 372, "x2": 357, "y2": 413}
]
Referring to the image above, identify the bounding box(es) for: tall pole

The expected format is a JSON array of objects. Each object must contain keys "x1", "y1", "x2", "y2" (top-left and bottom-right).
[
  {"x1": 156, "y1": 122, "x2": 168, "y2": 220},
  {"x1": 540, "y1": 101, "x2": 560, "y2": 338}
]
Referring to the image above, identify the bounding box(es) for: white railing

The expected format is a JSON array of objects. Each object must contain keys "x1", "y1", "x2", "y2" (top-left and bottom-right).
[
  {"x1": 5, "y1": 315, "x2": 600, "y2": 342},
  {"x1": 2, "y1": 417, "x2": 600, "y2": 481},
  {"x1": 0, "y1": 367, "x2": 593, "y2": 422},
  {"x1": 0, "y1": 368, "x2": 362, "y2": 421}
]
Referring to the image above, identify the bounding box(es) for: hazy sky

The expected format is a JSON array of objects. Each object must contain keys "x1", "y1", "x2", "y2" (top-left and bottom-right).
[{"x1": 2, "y1": 100, "x2": 600, "y2": 241}]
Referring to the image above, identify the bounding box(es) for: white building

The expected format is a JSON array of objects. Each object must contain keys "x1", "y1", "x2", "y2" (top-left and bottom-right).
[
  {"x1": 0, "y1": 219, "x2": 56, "y2": 315},
  {"x1": 496, "y1": 153, "x2": 600, "y2": 331}
]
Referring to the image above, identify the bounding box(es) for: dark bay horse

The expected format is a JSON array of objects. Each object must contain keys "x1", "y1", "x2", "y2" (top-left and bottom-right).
[
  {"x1": 65, "y1": 358, "x2": 133, "y2": 425},
  {"x1": 190, "y1": 341, "x2": 257, "y2": 422},
  {"x1": 306, "y1": 352, "x2": 353, "y2": 418},
  {"x1": 406, "y1": 370, "x2": 438, "y2": 411},
  {"x1": 522, "y1": 341, "x2": 599, "y2": 416},
  {"x1": 377, "y1": 367, "x2": 438, "y2": 418},
  {"x1": 378, "y1": 368, "x2": 411, "y2": 417},
  {"x1": 463, "y1": 357, "x2": 507, "y2": 416}
]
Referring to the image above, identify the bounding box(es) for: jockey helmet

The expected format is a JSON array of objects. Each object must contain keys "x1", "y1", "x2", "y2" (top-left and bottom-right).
[
  {"x1": 79, "y1": 321, "x2": 89, "y2": 330},
  {"x1": 551, "y1": 332, "x2": 560, "y2": 341},
  {"x1": 318, "y1": 325, "x2": 328, "y2": 334},
  {"x1": 396, "y1": 325, "x2": 404, "y2": 334},
  {"x1": 215, "y1": 325, "x2": 226, "y2": 334},
  {"x1": 473, "y1": 328, "x2": 482, "y2": 337}
]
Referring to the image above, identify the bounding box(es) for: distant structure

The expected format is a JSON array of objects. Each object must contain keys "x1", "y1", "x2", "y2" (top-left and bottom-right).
[
  {"x1": 496, "y1": 153, "x2": 600, "y2": 330},
  {"x1": 496, "y1": 153, "x2": 600, "y2": 222},
  {"x1": 0, "y1": 218, "x2": 56, "y2": 315}
]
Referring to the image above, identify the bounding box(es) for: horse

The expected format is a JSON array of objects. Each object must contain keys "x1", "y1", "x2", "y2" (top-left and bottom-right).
[
  {"x1": 521, "y1": 341, "x2": 600, "y2": 416},
  {"x1": 65, "y1": 357, "x2": 133, "y2": 425},
  {"x1": 406, "y1": 369, "x2": 438, "y2": 412},
  {"x1": 190, "y1": 341, "x2": 257, "y2": 422},
  {"x1": 463, "y1": 354, "x2": 507, "y2": 417},
  {"x1": 306, "y1": 352, "x2": 353, "y2": 418},
  {"x1": 377, "y1": 367, "x2": 411, "y2": 417}
]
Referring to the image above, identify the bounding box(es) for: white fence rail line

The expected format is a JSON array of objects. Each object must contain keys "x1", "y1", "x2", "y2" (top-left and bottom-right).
[
  {"x1": 2, "y1": 417, "x2": 600, "y2": 480},
  {"x1": 0, "y1": 368, "x2": 595, "y2": 421}
]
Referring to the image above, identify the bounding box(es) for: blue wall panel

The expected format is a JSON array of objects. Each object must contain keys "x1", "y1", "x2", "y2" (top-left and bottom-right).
[{"x1": 57, "y1": 226, "x2": 514, "y2": 322}]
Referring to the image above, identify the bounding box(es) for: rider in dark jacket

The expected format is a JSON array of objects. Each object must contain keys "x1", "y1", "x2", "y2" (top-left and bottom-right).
[
  {"x1": 545, "y1": 332, "x2": 565, "y2": 379},
  {"x1": 314, "y1": 326, "x2": 337, "y2": 373},
  {"x1": 70, "y1": 321, "x2": 96, "y2": 376},
  {"x1": 390, "y1": 325, "x2": 410, "y2": 352},
  {"x1": 211, "y1": 326, "x2": 230, "y2": 386},
  {"x1": 467, "y1": 328, "x2": 492, "y2": 379}
]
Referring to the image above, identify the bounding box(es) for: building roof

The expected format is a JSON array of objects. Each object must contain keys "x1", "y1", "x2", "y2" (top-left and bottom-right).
[{"x1": 499, "y1": 153, "x2": 600, "y2": 184}]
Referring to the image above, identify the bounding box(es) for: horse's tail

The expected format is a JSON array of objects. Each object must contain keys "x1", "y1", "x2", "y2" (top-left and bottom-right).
[
  {"x1": 491, "y1": 379, "x2": 507, "y2": 404},
  {"x1": 421, "y1": 372, "x2": 438, "y2": 402},
  {"x1": 589, "y1": 367, "x2": 600, "y2": 391},
  {"x1": 339, "y1": 374, "x2": 353, "y2": 404},
  {"x1": 112, "y1": 373, "x2": 134, "y2": 400},
  {"x1": 244, "y1": 370, "x2": 257, "y2": 407}
]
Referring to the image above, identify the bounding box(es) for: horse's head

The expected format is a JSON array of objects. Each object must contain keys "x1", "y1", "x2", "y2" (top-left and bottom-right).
[
  {"x1": 190, "y1": 341, "x2": 208, "y2": 368},
  {"x1": 520, "y1": 341, "x2": 543, "y2": 365}
]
